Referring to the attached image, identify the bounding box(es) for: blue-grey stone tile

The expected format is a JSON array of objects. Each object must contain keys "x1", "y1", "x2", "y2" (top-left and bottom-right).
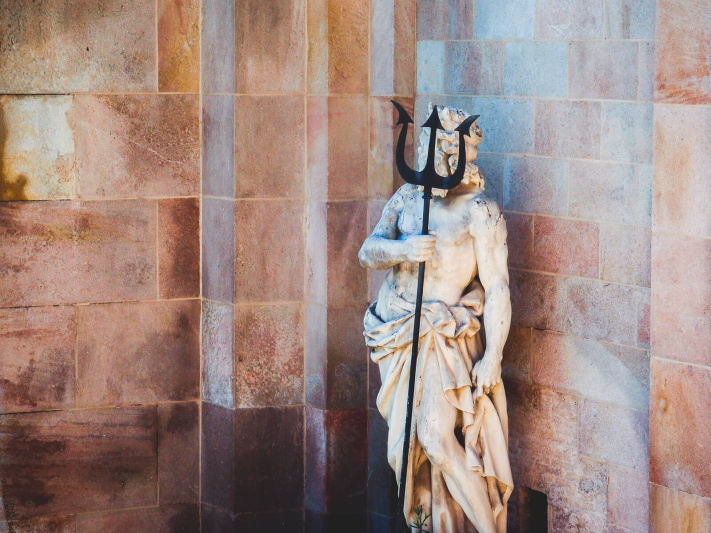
[
  {"x1": 475, "y1": 152, "x2": 506, "y2": 207},
  {"x1": 638, "y1": 41, "x2": 655, "y2": 102},
  {"x1": 505, "y1": 155, "x2": 568, "y2": 215},
  {"x1": 417, "y1": 41, "x2": 445, "y2": 94},
  {"x1": 638, "y1": 164, "x2": 653, "y2": 226},
  {"x1": 475, "y1": 0, "x2": 536, "y2": 39},
  {"x1": 445, "y1": 41, "x2": 505, "y2": 96},
  {"x1": 604, "y1": 0, "x2": 656, "y2": 39},
  {"x1": 601, "y1": 102, "x2": 653, "y2": 164},
  {"x1": 471, "y1": 97, "x2": 535, "y2": 154},
  {"x1": 504, "y1": 41, "x2": 568, "y2": 97}
]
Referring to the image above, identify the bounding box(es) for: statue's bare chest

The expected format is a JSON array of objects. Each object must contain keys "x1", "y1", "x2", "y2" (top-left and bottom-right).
[{"x1": 397, "y1": 194, "x2": 473, "y2": 246}]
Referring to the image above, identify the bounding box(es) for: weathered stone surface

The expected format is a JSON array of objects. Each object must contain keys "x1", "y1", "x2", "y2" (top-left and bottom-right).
[
  {"x1": 504, "y1": 41, "x2": 568, "y2": 97},
  {"x1": 201, "y1": 300, "x2": 234, "y2": 409},
  {"x1": 367, "y1": 411, "x2": 397, "y2": 517},
  {"x1": 509, "y1": 269, "x2": 567, "y2": 331},
  {"x1": 531, "y1": 216, "x2": 599, "y2": 278},
  {"x1": 504, "y1": 156, "x2": 568, "y2": 216},
  {"x1": 601, "y1": 102, "x2": 654, "y2": 165},
  {"x1": 505, "y1": 212, "x2": 534, "y2": 270},
  {"x1": 472, "y1": 98, "x2": 534, "y2": 154},
  {"x1": 650, "y1": 483, "x2": 711, "y2": 533},
  {"x1": 537, "y1": 0, "x2": 604, "y2": 38},
  {"x1": 201, "y1": 0, "x2": 235, "y2": 94},
  {"x1": 202, "y1": 95, "x2": 235, "y2": 198},
  {"x1": 0, "y1": 96, "x2": 76, "y2": 201},
  {"x1": 158, "y1": 0, "x2": 200, "y2": 92},
  {"x1": 445, "y1": 41, "x2": 505, "y2": 95},
  {"x1": 0, "y1": 306, "x2": 76, "y2": 414},
  {"x1": 535, "y1": 100, "x2": 601, "y2": 159},
  {"x1": 417, "y1": 0, "x2": 473, "y2": 40},
  {"x1": 476, "y1": 0, "x2": 535, "y2": 39},
  {"x1": 201, "y1": 402, "x2": 235, "y2": 512},
  {"x1": 77, "y1": 300, "x2": 200, "y2": 407},
  {"x1": 417, "y1": 41, "x2": 444, "y2": 94},
  {"x1": 600, "y1": 224, "x2": 651, "y2": 287},
  {"x1": 604, "y1": 0, "x2": 656, "y2": 39},
  {"x1": 608, "y1": 466, "x2": 649, "y2": 532},
  {"x1": 502, "y1": 325, "x2": 532, "y2": 383},
  {"x1": 327, "y1": 0, "x2": 369, "y2": 94},
  {"x1": 328, "y1": 201, "x2": 368, "y2": 306},
  {"x1": 0, "y1": 200, "x2": 156, "y2": 307},
  {"x1": 158, "y1": 402, "x2": 199, "y2": 505},
  {"x1": 328, "y1": 97, "x2": 369, "y2": 201},
  {"x1": 76, "y1": 503, "x2": 199, "y2": 533},
  {"x1": 234, "y1": 304, "x2": 305, "y2": 408},
  {"x1": 393, "y1": 0, "x2": 417, "y2": 96},
  {"x1": 569, "y1": 161, "x2": 640, "y2": 225},
  {"x1": 0, "y1": 515, "x2": 76, "y2": 533},
  {"x1": 569, "y1": 41, "x2": 639, "y2": 100},
  {"x1": 202, "y1": 198, "x2": 235, "y2": 304},
  {"x1": 0, "y1": 0, "x2": 156, "y2": 93},
  {"x1": 201, "y1": 506, "x2": 304, "y2": 533},
  {"x1": 76, "y1": 94, "x2": 200, "y2": 199},
  {"x1": 235, "y1": 0, "x2": 306, "y2": 94},
  {"x1": 639, "y1": 41, "x2": 655, "y2": 102},
  {"x1": 327, "y1": 306, "x2": 368, "y2": 410},
  {"x1": 159, "y1": 197, "x2": 200, "y2": 299},
  {"x1": 0, "y1": 406, "x2": 157, "y2": 520}
]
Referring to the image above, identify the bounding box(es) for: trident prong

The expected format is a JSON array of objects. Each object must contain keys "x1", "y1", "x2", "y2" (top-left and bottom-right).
[{"x1": 391, "y1": 100, "x2": 479, "y2": 192}]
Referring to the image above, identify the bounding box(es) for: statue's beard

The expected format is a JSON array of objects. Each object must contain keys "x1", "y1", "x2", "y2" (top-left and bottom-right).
[{"x1": 416, "y1": 170, "x2": 477, "y2": 198}]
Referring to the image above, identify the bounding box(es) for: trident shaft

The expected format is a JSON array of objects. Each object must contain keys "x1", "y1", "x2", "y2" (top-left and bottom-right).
[{"x1": 390, "y1": 100, "x2": 478, "y2": 533}]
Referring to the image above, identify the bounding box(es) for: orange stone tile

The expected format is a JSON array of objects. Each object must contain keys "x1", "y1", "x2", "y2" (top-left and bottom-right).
[
  {"x1": 235, "y1": 96, "x2": 305, "y2": 199},
  {"x1": 77, "y1": 300, "x2": 200, "y2": 407},
  {"x1": 159, "y1": 197, "x2": 200, "y2": 299},
  {"x1": 327, "y1": 201, "x2": 368, "y2": 306},
  {"x1": 0, "y1": 306, "x2": 76, "y2": 414},
  {"x1": 234, "y1": 304, "x2": 305, "y2": 408},
  {"x1": 76, "y1": 94, "x2": 200, "y2": 199},
  {"x1": 531, "y1": 215, "x2": 600, "y2": 278},
  {"x1": 157, "y1": 402, "x2": 199, "y2": 505},
  {"x1": 76, "y1": 503, "x2": 199, "y2": 532},
  {"x1": 655, "y1": 0, "x2": 711, "y2": 104},
  {"x1": 0, "y1": 0, "x2": 156, "y2": 93},
  {"x1": 393, "y1": 0, "x2": 416, "y2": 96},
  {"x1": 535, "y1": 100, "x2": 601, "y2": 159},
  {"x1": 653, "y1": 105, "x2": 711, "y2": 238},
  {"x1": 158, "y1": 0, "x2": 200, "y2": 92},
  {"x1": 0, "y1": 406, "x2": 157, "y2": 520},
  {"x1": 235, "y1": 0, "x2": 306, "y2": 94},
  {"x1": 369, "y1": 97, "x2": 413, "y2": 200},
  {"x1": 327, "y1": 0, "x2": 369, "y2": 95},
  {"x1": 651, "y1": 358, "x2": 711, "y2": 498},
  {"x1": 328, "y1": 96, "x2": 369, "y2": 200},
  {"x1": 234, "y1": 199, "x2": 304, "y2": 302},
  {"x1": 0, "y1": 200, "x2": 156, "y2": 307},
  {"x1": 650, "y1": 483, "x2": 711, "y2": 533},
  {"x1": 652, "y1": 233, "x2": 711, "y2": 366}
]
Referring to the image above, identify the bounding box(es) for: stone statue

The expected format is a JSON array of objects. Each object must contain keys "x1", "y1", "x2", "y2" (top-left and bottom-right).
[{"x1": 360, "y1": 104, "x2": 513, "y2": 533}]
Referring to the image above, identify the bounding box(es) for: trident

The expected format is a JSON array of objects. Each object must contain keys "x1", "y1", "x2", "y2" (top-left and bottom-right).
[{"x1": 390, "y1": 100, "x2": 479, "y2": 533}]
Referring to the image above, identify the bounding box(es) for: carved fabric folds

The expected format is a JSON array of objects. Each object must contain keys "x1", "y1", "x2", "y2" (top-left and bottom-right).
[{"x1": 364, "y1": 286, "x2": 513, "y2": 532}]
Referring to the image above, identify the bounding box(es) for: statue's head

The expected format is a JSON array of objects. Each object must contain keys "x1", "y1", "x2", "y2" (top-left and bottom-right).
[{"x1": 416, "y1": 103, "x2": 484, "y2": 197}]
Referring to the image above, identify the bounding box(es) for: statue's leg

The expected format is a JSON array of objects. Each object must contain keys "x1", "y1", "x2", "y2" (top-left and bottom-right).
[{"x1": 417, "y1": 354, "x2": 497, "y2": 533}]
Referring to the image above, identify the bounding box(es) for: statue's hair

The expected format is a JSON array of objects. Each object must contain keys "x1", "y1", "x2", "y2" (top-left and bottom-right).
[{"x1": 416, "y1": 103, "x2": 484, "y2": 190}]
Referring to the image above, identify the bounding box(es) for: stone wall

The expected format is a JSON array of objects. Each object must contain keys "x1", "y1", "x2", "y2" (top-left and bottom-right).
[
  {"x1": 415, "y1": 0, "x2": 654, "y2": 531},
  {"x1": 0, "y1": 0, "x2": 201, "y2": 530}
]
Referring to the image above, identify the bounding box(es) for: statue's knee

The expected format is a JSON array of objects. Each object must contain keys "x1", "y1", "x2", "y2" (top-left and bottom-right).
[{"x1": 420, "y1": 434, "x2": 452, "y2": 471}]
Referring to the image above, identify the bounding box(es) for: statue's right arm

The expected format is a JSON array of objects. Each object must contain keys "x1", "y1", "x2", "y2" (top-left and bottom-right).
[{"x1": 358, "y1": 191, "x2": 437, "y2": 270}]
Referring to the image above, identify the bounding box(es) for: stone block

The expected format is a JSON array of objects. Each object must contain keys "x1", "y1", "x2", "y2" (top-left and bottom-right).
[
  {"x1": 201, "y1": 402, "x2": 235, "y2": 512},
  {"x1": 637, "y1": 288, "x2": 651, "y2": 350},
  {"x1": 327, "y1": 306, "x2": 369, "y2": 409},
  {"x1": 608, "y1": 466, "x2": 649, "y2": 532},
  {"x1": 502, "y1": 325, "x2": 532, "y2": 383},
  {"x1": 327, "y1": 97, "x2": 369, "y2": 201},
  {"x1": 76, "y1": 504, "x2": 199, "y2": 533},
  {"x1": 569, "y1": 161, "x2": 640, "y2": 225},
  {"x1": 475, "y1": 152, "x2": 505, "y2": 207},
  {"x1": 504, "y1": 41, "x2": 568, "y2": 97},
  {"x1": 158, "y1": 0, "x2": 200, "y2": 92},
  {"x1": 77, "y1": 300, "x2": 200, "y2": 407},
  {"x1": 604, "y1": 0, "x2": 656, "y2": 39},
  {"x1": 601, "y1": 102, "x2": 654, "y2": 164},
  {"x1": 600, "y1": 224, "x2": 651, "y2": 287},
  {"x1": 0, "y1": 306, "x2": 76, "y2": 414},
  {"x1": 505, "y1": 156, "x2": 568, "y2": 216},
  {"x1": 202, "y1": 198, "x2": 235, "y2": 304},
  {"x1": 417, "y1": 41, "x2": 444, "y2": 95},
  {"x1": 445, "y1": 42, "x2": 505, "y2": 96},
  {"x1": 368, "y1": 97, "x2": 412, "y2": 201},
  {"x1": 535, "y1": 100, "x2": 601, "y2": 159},
  {"x1": 505, "y1": 212, "x2": 534, "y2": 270},
  {"x1": 393, "y1": 0, "x2": 417, "y2": 96},
  {"x1": 324, "y1": 409, "x2": 368, "y2": 513},
  {"x1": 570, "y1": 41, "x2": 639, "y2": 100},
  {"x1": 327, "y1": 0, "x2": 369, "y2": 95},
  {"x1": 417, "y1": 0, "x2": 473, "y2": 40},
  {"x1": 327, "y1": 201, "x2": 368, "y2": 307},
  {"x1": 531, "y1": 215, "x2": 600, "y2": 278},
  {"x1": 202, "y1": 94, "x2": 235, "y2": 198},
  {"x1": 201, "y1": 0, "x2": 235, "y2": 94},
  {"x1": 475, "y1": 0, "x2": 535, "y2": 39},
  {"x1": 76, "y1": 94, "x2": 200, "y2": 199},
  {"x1": 201, "y1": 300, "x2": 235, "y2": 409},
  {"x1": 157, "y1": 402, "x2": 199, "y2": 505},
  {"x1": 472, "y1": 98, "x2": 535, "y2": 154},
  {"x1": 509, "y1": 269, "x2": 567, "y2": 331},
  {"x1": 537, "y1": 0, "x2": 604, "y2": 38},
  {"x1": 650, "y1": 483, "x2": 711, "y2": 533},
  {"x1": 159, "y1": 197, "x2": 200, "y2": 299},
  {"x1": 639, "y1": 41, "x2": 655, "y2": 102},
  {"x1": 370, "y1": 0, "x2": 395, "y2": 96},
  {"x1": 1, "y1": 515, "x2": 76, "y2": 533}
]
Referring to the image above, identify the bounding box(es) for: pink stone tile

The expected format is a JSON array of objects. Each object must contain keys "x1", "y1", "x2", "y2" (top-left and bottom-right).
[
  {"x1": 608, "y1": 467, "x2": 649, "y2": 532},
  {"x1": 655, "y1": 0, "x2": 711, "y2": 104},
  {"x1": 600, "y1": 224, "x2": 651, "y2": 287},
  {"x1": 569, "y1": 41, "x2": 639, "y2": 100},
  {"x1": 0, "y1": 200, "x2": 156, "y2": 307},
  {"x1": 650, "y1": 483, "x2": 711, "y2": 533},
  {"x1": 569, "y1": 161, "x2": 640, "y2": 225},
  {"x1": 535, "y1": 100, "x2": 601, "y2": 159},
  {"x1": 505, "y1": 212, "x2": 534, "y2": 269},
  {"x1": 393, "y1": 0, "x2": 416, "y2": 96},
  {"x1": 202, "y1": 198, "x2": 235, "y2": 304},
  {"x1": 158, "y1": 0, "x2": 200, "y2": 92},
  {"x1": 537, "y1": 0, "x2": 604, "y2": 39},
  {"x1": 370, "y1": 0, "x2": 394, "y2": 96},
  {"x1": 651, "y1": 358, "x2": 711, "y2": 498},
  {"x1": 77, "y1": 300, "x2": 200, "y2": 407},
  {"x1": 369, "y1": 97, "x2": 412, "y2": 200},
  {"x1": 417, "y1": 0, "x2": 474, "y2": 40},
  {"x1": 76, "y1": 504, "x2": 199, "y2": 532},
  {"x1": 509, "y1": 269, "x2": 567, "y2": 331},
  {"x1": 328, "y1": 0, "x2": 369, "y2": 95},
  {"x1": 305, "y1": 304, "x2": 328, "y2": 408},
  {"x1": 637, "y1": 288, "x2": 651, "y2": 349},
  {"x1": 652, "y1": 233, "x2": 711, "y2": 366},
  {"x1": 445, "y1": 41, "x2": 505, "y2": 95},
  {"x1": 76, "y1": 94, "x2": 200, "y2": 198},
  {"x1": 532, "y1": 330, "x2": 649, "y2": 410},
  {"x1": 0, "y1": 95, "x2": 76, "y2": 201},
  {"x1": 502, "y1": 325, "x2": 532, "y2": 383},
  {"x1": 201, "y1": 300, "x2": 235, "y2": 409},
  {"x1": 0, "y1": 306, "x2": 76, "y2": 413},
  {"x1": 0, "y1": 0, "x2": 156, "y2": 93},
  {"x1": 504, "y1": 155, "x2": 568, "y2": 216},
  {"x1": 234, "y1": 96, "x2": 304, "y2": 199},
  {"x1": 327, "y1": 201, "x2": 368, "y2": 306},
  {"x1": 157, "y1": 402, "x2": 199, "y2": 504},
  {"x1": 328, "y1": 96, "x2": 369, "y2": 200},
  {"x1": 234, "y1": 304, "x2": 305, "y2": 408},
  {"x1": 323, "y1": 409, "x2": 368, "y2": 512},
  {"x1": 0, "y1": 406, "x2": 157, "y2": 520},
  {"x1": 307, "y1": 97, "x2": 329, "y2": 201},
  {"x1": 531, "y1": 215, "x2": 600, "y2": 278},
  {"x1": 159, "y1": 197, "x2": 200, "y2": 299},
  {"x1": 234, "y1": 200, "x2": 304, "y2": 302},
  {"x1": 653, "y1": 105, "x2": 711, "y2": 238},
  {"x1": 326, "y1": 306, "x2": 369, "y2": 409},
  {"x1": 235, "y1": 0, "x2": 306, "y2": 94}
]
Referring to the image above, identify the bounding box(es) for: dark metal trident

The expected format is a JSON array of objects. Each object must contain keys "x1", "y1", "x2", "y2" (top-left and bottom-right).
[{"x1": 390, "y1": 100, "x2": 479, "y2": 533}]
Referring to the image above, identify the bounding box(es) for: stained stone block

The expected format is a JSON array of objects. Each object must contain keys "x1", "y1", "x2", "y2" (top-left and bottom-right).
[
  {"x1": 604, "y1": 0, "x2": 656, "y2": 39},
  {"x1": 201, "y1": 0, "x2": 235, "y2": 94},
  {"x1": 600, "y1": 224, "x2": 651, "y2": 287},
  {"x1": 476, "y1": 0, "x2": 536, "y2": 39},
  {"x1": 203, "y1": 95, "x2": 235, "y2": 198},
  {"x1": 201, "y1": 300, "x2": 235, "y2": 409},
  {"x1": 505, "y1": 156, "x2": 568, "y2": 216},
  {"x1": 76, "y1": 503, "x2": 199, "y2": 533},
  {"x1": 505, "y1": 212, "x2": 534, "y2": 270},
  {"x1": 445, "y1": 42, "x2": 505, "y2": 96},
  {"x1": 537, "y1": 0, "x2": 604, "y2": 39},
  {"x1": 202, "y1": 198, "x2": 236, "y2": 304},
  {"x1": 535, "y1": 100, "x2": 601, "y2": 159},
  {"x1": 531, "y1": 216, "x2": 599, "y2": 278},
  {"x1": 569, "y1": 41, "x2": 639, "y2": 100},
  {"x1": 159, "y1": 197, "x2": 200, "y2": 299},
  {"x1": 417, "y1": 0, "x2": 473, "y2": 40},
  {"x1": 471, "y1": 98, "x2": 534, "y2": 154},
  {"x1": 158, "y1": 0, "x2": 200, "y2": 92},
  {"x1": 1, "y1": 515, "x2": 77, "y2": 533},
  {"x1": 650, "y1": 483, "x2": 711, "y2": 533},
  {"x1": 157, "y1": 402, "x2": 200, "y2": 505},
  {"x1": 608, "y1": 466, "x2": 649, "y2": 532},
  {"x1": 509, "y1": 269, "x2": 568, "y2": 332},
  {"x1": 638, "y1": 41, "x2": 655, "y2": 102},
  {"x1": 327, "y1": 201, "x2": 368, "y2": 306},
  {"x1": 327, "y1": 97, "x2": 369, "y2": 200}
]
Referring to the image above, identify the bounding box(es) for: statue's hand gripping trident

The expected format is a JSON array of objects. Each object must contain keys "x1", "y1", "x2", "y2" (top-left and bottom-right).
[{"x1": 390, "y1": 100, "x2": 479, "y2": 533}]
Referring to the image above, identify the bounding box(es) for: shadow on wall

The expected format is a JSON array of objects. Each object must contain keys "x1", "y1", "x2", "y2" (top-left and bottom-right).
[{"x1": 0, "y1": 105, "x2": 29, "y2": 201}]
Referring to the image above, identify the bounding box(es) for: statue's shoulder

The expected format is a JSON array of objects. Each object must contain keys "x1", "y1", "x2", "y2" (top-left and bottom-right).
[
  {"x1": 467, "y1": 192, "x2": 505, "y2": 233},
  {"x1": 384, "y1": 184, "x2": 417, "y2": 212}
]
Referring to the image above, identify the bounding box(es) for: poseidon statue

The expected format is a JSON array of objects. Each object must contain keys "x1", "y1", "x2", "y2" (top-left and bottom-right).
[{"x1": 360, "y1": 104, "x2": 513, "y2": 533}]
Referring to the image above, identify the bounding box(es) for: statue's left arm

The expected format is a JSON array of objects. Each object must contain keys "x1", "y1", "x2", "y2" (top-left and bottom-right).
[{"x1": 469, "y1": 197, "x2": 511, "y2": 393}]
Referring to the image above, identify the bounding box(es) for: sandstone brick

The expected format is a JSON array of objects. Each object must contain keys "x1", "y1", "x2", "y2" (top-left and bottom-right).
[
  {"x1": 651, "y1": 358, "x2": 711, "y2": 497},
  {"x1": 445, "y1": 42, "x2": 505, "y2": 96},
  {"x1": 579, "y1": 399, "x2": 649, "y2": 471},
  {"x1": 601, "y1": 102, "x2": 654, "y2": 164},
  {"x1": 537, "y1": 0, "x2": 604, "y2": 38},
  {"x1": 76, "y1": 503, "x2": 199, "y2": 533},
  {"x1": 77, "y1": 300, "x2": 200, "y2": 407},
  {"x1": 234, "y1": 199, "x2": 304, "y2": 302},
  {"x1": 0, "y1": 96, "x2": 76, "y2": 201},
  {"x1": 0, "y1": 306, "x2": 76, "y2": 414},
  {"x1": 158, "y1": 402, "x2": 199, "y2": 505},
  {"x1": 417, "y1": 0, "x2": 473, "y2": 40},
  {"x1": 504, "y1": 156, "x2": 568, "y2": 216},
  {"x1": 76, "y1": 94, "x2": 200, "y2": 199},
  {"x1": 307, "y1": 98, "x2": 328, "y2": 204},
  {"x1": 639, "y1": 164, "x2": 653, "y2": 227},
  {"x1": 600, "y1": 224, "x2": 651, "y2": 288},
  {"x1": 159, "y1": 197, "x2": 200, "y2": 299},
  {"x1": 327, "y1": 0, "x2": 369, "y2": 95},
  {"x1": 393, "y1": 0, "x2": 416, "y2": 96},
  {"x1": 417, "y1": 41, "x2": 444, "y2": 95},
  {"x1": 656, "y1": 0, "x2": 711, "y2": 104},
  {"x1": 0, "y1": 0, "x2": 156, "y2": 93},
  {"x1": 504, "y1": 41, "x2": 568, "y2": 97},
  {"x1": 476, "y1": 0, "x2": 535, "y2": 39},
  {"x1": 531, "y1": 215, "x2": 600, "y2": 278},
  {"x1": 510, "y1": 269, "x2": 567, "y2": 331},
  {"x1": 234, "y1": 304, "x2": 304, "y2": 408},
  {"x1": 504, "y1": 212, "x2": 534, "y2": 270},
  {"x1": 202, "y1": 94, "x2": 235, "y2": 198},
  {"x1": 472, "y1": 98, "x2": 535, "y2": 154},
  {"x1": 327, "y1": 201, "x2": 368, "y2": 307},
  {"x1": 368, "y1": 97, "x2": 412, "y2": 201},
  {"x1": 569, "y1": 41, "x2": 639, "y2": 100},
  {"x1": 650, "y1": 483, "x2": 711, "y2": 533},
  {"x1": 0, "y1": 200, "x2": 156, "y2": 307},
  {"x1": 535, "y1": 100, "x2": 601, "y2": 159},
  {"x1": 328, "y1": 97, "x2": 369, "y2": 200},
  {"x1": 652, "y1": 233, "x2": 711, "y2": 366},
  {"x1": 235, "y1": 0, "x2": 306, "y2": 94},
  {"x1": 158, "y1": 0, "x2": 200, "y2": 92},
  {"x1": 569, "y1": 161, "x2": 640, "y2": 225},
  {"x1": 608, "y1": 466, "x2": 649, "y2": 532},
  {"x1": 201, "y1": 300, "x2": 235, "y2": 409},
  {"x1": 327, "y1": 306, "x2": 369, "y2": 409},
  {"x1": 0, "y1": 406, "x2": 157, "y2": 520},
  {"x1": 533, "y1": 330, "x2": 649, "y2": 410},
  {"x1": 654, "y1": 105, "x2": 711, "y2": 238},
  {"x1": 201, "y1": 0, "x2": 235, "y2": 94}
]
